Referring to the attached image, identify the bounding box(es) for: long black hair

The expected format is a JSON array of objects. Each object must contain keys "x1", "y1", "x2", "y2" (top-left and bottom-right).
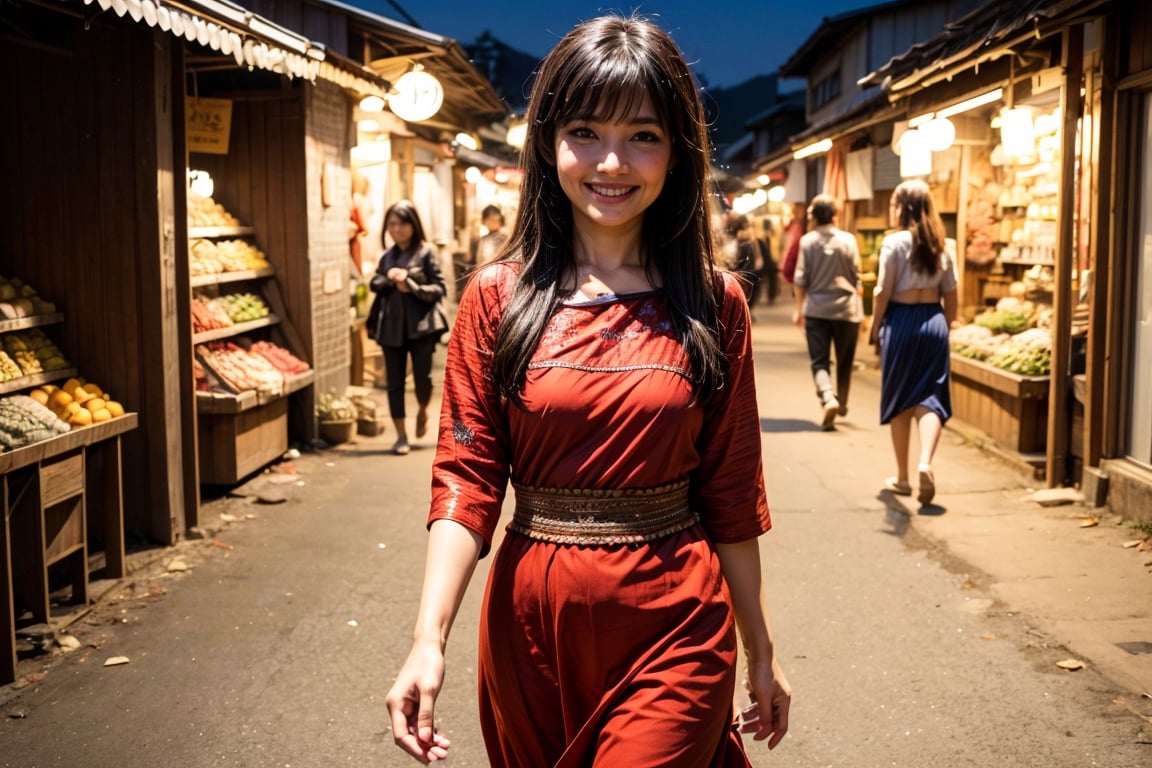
[{"x1": 490, "y1": 14, "x2": 725, "y2": 407}]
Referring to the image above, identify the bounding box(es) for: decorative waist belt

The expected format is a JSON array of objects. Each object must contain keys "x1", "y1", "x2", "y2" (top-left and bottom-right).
[{"x1": 508, "y1": 481, "x2": 698, "y2": 545}]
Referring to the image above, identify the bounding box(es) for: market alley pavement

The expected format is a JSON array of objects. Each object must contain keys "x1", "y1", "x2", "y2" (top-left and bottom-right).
[{"x1": 2, "y1": 300, "x2": 1151, "y2": 768}]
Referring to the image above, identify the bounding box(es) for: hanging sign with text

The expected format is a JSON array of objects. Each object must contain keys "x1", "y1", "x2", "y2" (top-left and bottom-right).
[{"x1": 186, "y1": 97, "x2": 233, "y2": 155}]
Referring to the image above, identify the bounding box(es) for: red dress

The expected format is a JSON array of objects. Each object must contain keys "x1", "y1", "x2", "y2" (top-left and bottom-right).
[{"x1": 430, "y1": 263, "x2": 771, "y2": 767}]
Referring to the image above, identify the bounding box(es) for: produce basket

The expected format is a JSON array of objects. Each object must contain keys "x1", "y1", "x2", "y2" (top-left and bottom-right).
[
  {"x1": 319, "y1": 419, "x2": 355, "y2": 444},
  {"x1": 357, "y1": 417, "x2": 386, "y2": 437}
]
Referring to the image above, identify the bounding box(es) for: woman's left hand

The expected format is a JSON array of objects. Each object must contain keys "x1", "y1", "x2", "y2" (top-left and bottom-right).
[
  {"x1": 387, "y1": 267, "x2": 411, "y2": 292},
  {"x1": 740, "y1": 657, "x2": 792, "y2": 749}
]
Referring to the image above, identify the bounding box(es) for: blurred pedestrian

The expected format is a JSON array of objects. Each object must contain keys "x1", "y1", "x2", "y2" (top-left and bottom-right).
[
  {"x1": 868, "y1": 180, "x2": 958, "y2": 504},
  {"x1": 474, "y1": 204, "x2": 509, "y2": 267},
  {"x1": 368, "y1": 200, "x2": 448, "y2": 455},
  {"x1": 793, "y1": 194, "x2": 863, "y2": 430},
  {"x1": 722, "y1": 212, "x2": 762, "y2": 305},
  {"x1": 758, "y1": 217, "x2": 779, "y2": 304},
  {"x1": 780, "y1": 201, "x2": 807, "y2": 285},
  {"x1": 384, "y1": 13, "x2": 791, "y2": 766}
]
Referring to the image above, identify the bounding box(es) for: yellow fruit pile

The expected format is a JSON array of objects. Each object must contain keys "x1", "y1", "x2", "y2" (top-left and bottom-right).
[
  {"x1": 29, "y1": 377, "x2": 125, "y2": 428},
  {"x1": 187, "y1": 192, "x2": 240, "y2": 228},
  {"x1": 2, "y1": 329, "x2": 70, "y2": 377}
]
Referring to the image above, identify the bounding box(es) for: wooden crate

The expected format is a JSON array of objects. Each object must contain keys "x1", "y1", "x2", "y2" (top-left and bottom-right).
[
  {"x1": 198, "y1": 397, "x2": 288, "y2": 484},
  {"x1": 950, "y1": 355, "x2": 1049, "y2": 454}
]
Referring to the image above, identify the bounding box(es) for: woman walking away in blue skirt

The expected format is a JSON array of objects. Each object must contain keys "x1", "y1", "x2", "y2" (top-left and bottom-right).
[{"x1": 868, "y1": 180, "x2": 958, "y2": 505}]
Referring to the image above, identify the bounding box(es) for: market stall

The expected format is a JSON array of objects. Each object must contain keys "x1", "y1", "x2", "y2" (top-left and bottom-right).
[
  {"x1": 0, "y1": 277, "x2": 137, "y2": 684},
  {"x1": 187, "y1": 190, "x2": 315, "y2": 484}
]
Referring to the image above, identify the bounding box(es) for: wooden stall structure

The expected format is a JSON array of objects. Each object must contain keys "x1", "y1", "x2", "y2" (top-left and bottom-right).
[
  {"x1": 950, "y1": 355, "x2": 1050, "y2": 458},
  {"x1": 0, "y1": 414, "x2": 137, "y2": 684}
]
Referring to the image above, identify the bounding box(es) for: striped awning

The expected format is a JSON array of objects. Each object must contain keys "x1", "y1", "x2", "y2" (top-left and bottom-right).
[{"x1": 81, "y1": 0, "x2": 327, "y2": 84}]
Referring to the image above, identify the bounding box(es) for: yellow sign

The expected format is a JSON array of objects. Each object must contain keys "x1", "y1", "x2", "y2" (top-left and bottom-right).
[{"x1": 186, "y1": 97, "x2": 233, "y2": 155}]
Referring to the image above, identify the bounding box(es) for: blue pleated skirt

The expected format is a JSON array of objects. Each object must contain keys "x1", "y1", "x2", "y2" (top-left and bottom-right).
[{"x1": 878, "y1": 302, "x2": 952, "y2": 425}]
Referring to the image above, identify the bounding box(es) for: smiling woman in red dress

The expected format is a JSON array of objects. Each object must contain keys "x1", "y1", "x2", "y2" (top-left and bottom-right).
[{"x1": 385, "y1": 13, "x2": 792, "y2": 766}]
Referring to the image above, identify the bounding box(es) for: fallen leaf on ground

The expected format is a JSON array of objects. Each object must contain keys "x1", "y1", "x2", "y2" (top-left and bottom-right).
[
  {"x1": 980, "y1": 633, "x2": 997, "y2": 641},
  {"x1": 1055, "y1": 658, "x2": 1085, "y2": 671},
  {"x1": 104, "y1": 656, "x2": 130, "y2": 667},
  {"x1": 1123, "y1": 540, "x2": 1143, "y2": 548},
  {"x1": 211, "y1": 540, "x2": 234, "y2": 550},
  {"x1": 1078, "y1": 517, "x2": 1099, "y2": 528}
]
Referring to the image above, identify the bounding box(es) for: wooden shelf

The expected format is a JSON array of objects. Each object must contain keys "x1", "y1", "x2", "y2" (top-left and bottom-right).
[
  {"x1": 282, "y1": 370, "x2": 314, "y2": 396},
  {"x1": 189, "y1": 226, "x2": 255, "y2": 238},
  {"x1": 190, "y1": 266, "x2": 275, "y2": 288},
  {"x1": 196, "y1": 389, "x2": 259, "y2": 415},
  {"x1": 194, "y1": 370, "x2": 313, "y2": 414},
  {"x1": 0, "y1": 413, "x2": 138, "y2": 474},
  {"x1": 951, "y1": 355, "x2": 1049, "y2": 399},
  {"x1": 999, "y1": 258, "x2": 1055, "y2": 267},
  {"x1": 0, "y1": 313, "x2": 65, "y2": 333},
  {"x1": 0, "y1": 367, "x2": 80, "y2": 397},
  {"x1": 192, "y1": 314, "x2": 279, "y2": 344}
]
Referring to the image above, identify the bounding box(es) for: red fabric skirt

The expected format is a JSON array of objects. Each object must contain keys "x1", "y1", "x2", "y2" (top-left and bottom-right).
[{"x1": 477, "y1": 524, "x2": 753, "y2": 767}]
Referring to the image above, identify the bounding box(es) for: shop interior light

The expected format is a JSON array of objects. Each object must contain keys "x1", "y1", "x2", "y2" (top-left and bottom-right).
[
  {"x1": 359, "y1": 94, "x2": 385, "y2": 113},
  {"x1": 1000, "y1": 106, "x2": 1036, "y2": 162},
  {"x1": 188, "y1": 170, "x2": 214, "y2": 199},
  {"x1": 732, "y1": 188, "x2": 769, "y2": 215},
  {"x1": 357, "y1": 119, "x2": 380, "y2": 133},
  {"x1": 937, "y1": 88, "x2": 1004, "y2": 119},
  {"x1": 388, "y1": 68, "x2": 444, "y2": 122},
  {"x1": 454, "y1": 132, "x2": 479, "y2": 151},
  {"x1": 506, "y1": 117, "x2": 528, "y2": 150},
  {"x1": 920, "y1": 117, "x2": 956, "y2": 152},
  {"x1": 756, "y1": 174, "x2": 772, "y2": 186},
  {"x1": 767, "y1": 185, "x2": 787, "y2": 203},
  {"x1": 464, "y1": 166, "x2": 484, "y2": 184},
  {"x1": 793, "y1": 138, "x2": 832, "y2": 160},
  {"x1": 898, "y1": 129, "x2": 932, "y2": 177}
]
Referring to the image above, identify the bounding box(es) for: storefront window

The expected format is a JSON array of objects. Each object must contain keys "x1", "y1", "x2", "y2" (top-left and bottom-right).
[{"x1": 1130, "y1": 94, "x2": 1152, "y2": 465}]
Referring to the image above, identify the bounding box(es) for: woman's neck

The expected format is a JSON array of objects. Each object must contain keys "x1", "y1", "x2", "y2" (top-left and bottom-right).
[{"x1": 572, "y1": 221, "x2": 643, "y2": 271}]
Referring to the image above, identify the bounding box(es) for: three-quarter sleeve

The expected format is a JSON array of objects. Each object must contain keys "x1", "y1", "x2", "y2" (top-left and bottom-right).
[
  {"x1": 428, "y1": 264, "x2": 516, "y2": 556},
  {"x1": 690, "y1": 273, "x2": 772, "y2": 542}
]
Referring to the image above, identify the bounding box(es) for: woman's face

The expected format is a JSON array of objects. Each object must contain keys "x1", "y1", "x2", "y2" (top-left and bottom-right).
[
  {"x1": 553, "y1": 91, "x2": 672, "y2": 236},
  {"x1": 386, "y1": 214, "x2": 414, "y2": 250}
]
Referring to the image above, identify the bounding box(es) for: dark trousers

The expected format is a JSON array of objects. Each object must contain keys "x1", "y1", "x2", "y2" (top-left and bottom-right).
[
  {"x1": 804, "y1": 317, "x2": 860, "y2": 407},
  {"x1": 381, "y1": 335, "x2": 438, "y2": 419}
]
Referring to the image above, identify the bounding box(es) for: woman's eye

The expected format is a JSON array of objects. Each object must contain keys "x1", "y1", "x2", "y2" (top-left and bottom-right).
[
  {"x1": 633, "y1": 131, "x2": 662, "y2": 143},
  {"x1": 565, "y1": 125, "x2": 596, "y2": 139}
]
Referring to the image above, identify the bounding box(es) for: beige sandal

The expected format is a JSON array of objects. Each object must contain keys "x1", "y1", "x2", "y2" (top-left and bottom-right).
[{"x1": 884, "y1": 477, "x2": 912, "y2": 495}]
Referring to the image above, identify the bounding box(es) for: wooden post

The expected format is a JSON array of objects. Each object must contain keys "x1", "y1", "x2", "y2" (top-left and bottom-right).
[{"x1": 1046, "y1": 26, "x2": 1085, "y2": 487}]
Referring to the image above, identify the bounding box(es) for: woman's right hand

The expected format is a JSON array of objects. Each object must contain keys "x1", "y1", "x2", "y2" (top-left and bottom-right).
[{"x1": 385, "y1": 641, "x2": 452, "y2": 763}]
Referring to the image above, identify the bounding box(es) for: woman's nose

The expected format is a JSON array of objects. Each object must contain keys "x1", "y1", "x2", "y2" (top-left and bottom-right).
[{"x1": 598, "y1": 147, "x2": 629, "y2": 174}]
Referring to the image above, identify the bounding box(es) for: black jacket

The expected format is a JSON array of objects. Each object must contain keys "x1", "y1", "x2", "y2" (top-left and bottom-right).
[{"x1": 368, "y1": 243, "x2": 447, "y2": 347}]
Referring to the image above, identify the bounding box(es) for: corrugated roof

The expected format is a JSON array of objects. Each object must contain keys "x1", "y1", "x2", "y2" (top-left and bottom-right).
[{"x1": 859, "y1": 0, "x2": 1110, "y2": 92}]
